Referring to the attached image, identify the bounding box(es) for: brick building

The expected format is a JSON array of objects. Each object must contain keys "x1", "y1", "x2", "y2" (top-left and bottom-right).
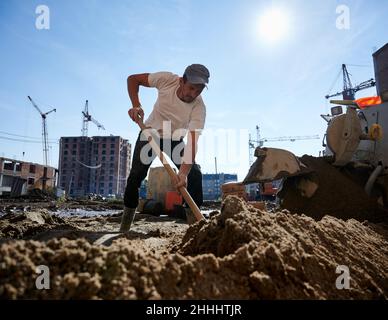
[
  {"x1": 0, "y1": 157, "x2": 57, "y2": 196},
  {"x1": 58, "y1": 136, "x2": 131, "y2": 197}
]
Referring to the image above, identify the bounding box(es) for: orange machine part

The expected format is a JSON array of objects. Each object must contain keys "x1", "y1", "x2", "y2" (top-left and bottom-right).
[{"x1": 165, "y1": 191, "x2": 183, "y2": 211}]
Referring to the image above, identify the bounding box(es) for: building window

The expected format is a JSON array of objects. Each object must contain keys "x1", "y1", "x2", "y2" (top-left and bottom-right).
[
  {"x1": 110, "y1": 150, "x2": 115, "y2": 155},
  {"x1": 73, "y1": 138, "x2": 77, "y2": 143},
  {"x1": 102, "y1": 156, "x2": 106, "y2": 161},
  {"x1": 110, "y1": 163, "x2": 114, "y2": 168},
  {"x1": 109, "y1": 189, "x2": 113, "y2": 194},
  {"x1": 15, "y1": 163, "x2": 22, "y2": 171},
  {"x1": 102, "y1": 144, "x2": 106, "y2": 149},
  {"x1": 28, "y1": 178, "x2": 35, "y2": 185},
  {"x1": 65, "y1": 144, "x2": 69, "y2": 149},
  {"x1": 64, "y1": 150, "x2": 68, "y2": 155},
  {"x1": 72, "y1": 150, "x2": 76, "y2": 155},
  {"x1": 110, "y1": 144, "x2": 115, "y2": 148},
  {"x1": 29, "y1": 164, "x2": 36, "y2": 173},
  {"x1": 3, "y1": 161, "x2": 13, "y2": 171},
  {"x1": 102, "y1": 150, "x2": 106, "y2": 155},
  {"x1": 109, "y1": 176, "x2": 113, "y2": 181},
  {"x1": 62, "y1": 170, "x2": 66, "y2": 174},
  {"x1": 64, "y1": 157, "x2": 67, "y2": 161},
  {"x1": 61, "y1": 182, "x2": 66, "y2": 188},
  {"x1": 64, "y1": 138, "x2": 69, "y2": 143},
  {"x1": 109, "y1": 183, "x2": 113, "y2": 187},
  {"x1": 110, "y1": 156, "x2": 114, "y2": 161}
]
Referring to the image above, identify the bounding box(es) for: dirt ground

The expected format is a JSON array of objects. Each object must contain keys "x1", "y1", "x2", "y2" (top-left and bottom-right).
[{"x1": 0, "y1": 195, "x2": 387, "y2": 300}]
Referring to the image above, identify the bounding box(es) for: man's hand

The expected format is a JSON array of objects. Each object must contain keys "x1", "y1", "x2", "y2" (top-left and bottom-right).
[
  {"x1": 128, "y1": 107, "x2": 144, "y2": 123},
  {"x1": 172, "y1": 172, "x2": 188, "y2": 190}
]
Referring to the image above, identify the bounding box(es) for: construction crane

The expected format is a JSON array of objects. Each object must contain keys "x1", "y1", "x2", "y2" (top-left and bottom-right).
[
  {"x1": 325, "y1": 64, "x2": 375, "y2": 100},
  {"x1": 249, "y1": 126, "x2": 320, "y2": 165},
  {"x1": 27, "y1": 96, "x2": 56, "y2": 166},
  {"x1": 81, "y1": 100, "x2": 105, "y2": 136}
]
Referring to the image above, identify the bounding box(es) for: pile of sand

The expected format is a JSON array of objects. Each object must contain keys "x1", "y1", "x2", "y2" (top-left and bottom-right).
[
  {"x1": 1, "y1": 196, "x2": 387, "y2": 299},
  {"x1": 0, "y1": 210, "x2": 76, "y2": 240},
  {"x1": 279, "y1": 156, "x2": 388, "y2": 222}
]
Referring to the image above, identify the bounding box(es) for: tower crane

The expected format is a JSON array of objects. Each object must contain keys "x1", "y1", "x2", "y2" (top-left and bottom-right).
[
  {"x1": 27, "y1": 96, "x2": 56, "y2": 166},
  {"x1": 81, "y1": 100, "x2": 105, "y2": 137},
  {"x1": 325, "y1": 64, "x2": 375, "y2": 100}
]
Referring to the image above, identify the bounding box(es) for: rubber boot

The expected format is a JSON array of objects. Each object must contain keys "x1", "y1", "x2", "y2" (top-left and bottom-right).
[{"x1": 120, "y1": 207, "x2": 136, "y2": 233}]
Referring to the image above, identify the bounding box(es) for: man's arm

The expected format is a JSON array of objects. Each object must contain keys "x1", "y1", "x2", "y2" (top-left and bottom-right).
[
  {"x1": 127, "y1": 73, "x2": 150, "y2": 123},
  {"x1": 172, "y1": 130, "x2": 200, "y2": 189}
]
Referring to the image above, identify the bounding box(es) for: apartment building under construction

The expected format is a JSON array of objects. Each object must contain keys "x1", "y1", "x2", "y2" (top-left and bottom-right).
[
  {"x1": 0, "y1": 157, "x2": 57, "y2": 196},
  {"x1": 58, "y1": 136, "x2": 131, "y2": 198}
]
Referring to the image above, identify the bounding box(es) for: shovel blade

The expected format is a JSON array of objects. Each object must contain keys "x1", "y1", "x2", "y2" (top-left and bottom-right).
[{"x1": 243, "y1": 147, "x2": 310, "y2": 184}]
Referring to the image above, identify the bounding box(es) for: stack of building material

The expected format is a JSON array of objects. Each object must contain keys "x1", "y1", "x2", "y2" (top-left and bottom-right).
[{"x1": 221, "y1": 182, "x2": 248, "y2": 201}]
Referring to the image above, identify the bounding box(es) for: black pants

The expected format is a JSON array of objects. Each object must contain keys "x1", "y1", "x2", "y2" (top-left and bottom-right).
[{"x1": 124, "y1": 131, "x2": 203, "y2": 209}]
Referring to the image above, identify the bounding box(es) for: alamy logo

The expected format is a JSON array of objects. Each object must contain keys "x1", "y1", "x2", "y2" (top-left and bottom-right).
[
  {"x1": 335, "y1": 265, "x2": 350, "y2": 290},
  {"x1": 35, "y1": 265, "x2": 50, "y2": 290},
  {"x1": 336, "y1": 5, "x2": 350, "y2": 30},
  {"x1": 35, "y1": 5, "x2": 50, "y2": 30}
]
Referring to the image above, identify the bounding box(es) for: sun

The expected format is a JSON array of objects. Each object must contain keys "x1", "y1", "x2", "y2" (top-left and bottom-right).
[{"x1": 258, "y1": 8, "x2": 290, "y2": 43}]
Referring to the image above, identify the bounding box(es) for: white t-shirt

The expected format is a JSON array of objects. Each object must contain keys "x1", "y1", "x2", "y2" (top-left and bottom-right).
[{"x1": 145, "y1": 72, "x2": 206, "y2": 139}]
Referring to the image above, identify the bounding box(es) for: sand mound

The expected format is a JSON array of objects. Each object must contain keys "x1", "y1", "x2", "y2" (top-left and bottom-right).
[
  {"x1": 177, "y1": 196, "x2": 388, "y2": 298},
  {"x1": 0, "y1": 210, "x2": 76, "y2": 240},
  {"x1": 0, "y1": 238, "x2": 163, "y2": 299},
  {"x1": 279, "y1": 155, "x2": 388, "y2": 222},
  {"x1": 1, "y1": 196, "x2": 387, "y2": 299}
]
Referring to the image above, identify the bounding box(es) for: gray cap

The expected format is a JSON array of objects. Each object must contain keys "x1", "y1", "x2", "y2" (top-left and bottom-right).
[{"x1": 184, "y1": 64, "x2": 210, "y2": 85}]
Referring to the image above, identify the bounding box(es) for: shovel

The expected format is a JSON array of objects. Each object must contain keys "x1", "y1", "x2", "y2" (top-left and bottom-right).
[{"x1": 94, "y1": 114, "x2": 204, "y2": 245}]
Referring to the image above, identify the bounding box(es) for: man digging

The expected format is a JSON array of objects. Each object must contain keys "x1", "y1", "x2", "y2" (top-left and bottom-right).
[{"x1": 120, "y1": 64, "x2": 210, "y2": 232}]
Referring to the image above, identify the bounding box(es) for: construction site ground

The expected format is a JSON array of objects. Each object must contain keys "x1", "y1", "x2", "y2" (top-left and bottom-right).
[{"x1": 1, "y1": 193, "x2": 387, "y2": 300}]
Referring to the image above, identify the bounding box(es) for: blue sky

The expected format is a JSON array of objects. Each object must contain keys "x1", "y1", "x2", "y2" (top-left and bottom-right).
[{"x1": 0, "y1": 0, "x2": 386, "y2": 180}]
